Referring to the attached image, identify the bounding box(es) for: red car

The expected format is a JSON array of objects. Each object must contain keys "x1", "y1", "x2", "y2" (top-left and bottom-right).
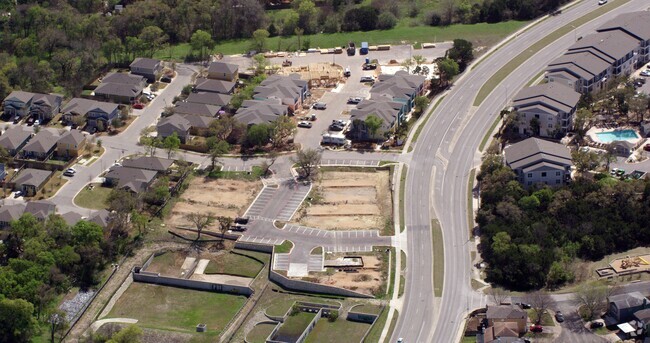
[
  {"x1": 132, "y1": 102, "x2": 145, "y2": 109},
  {"x1": 530, "y1": 324, "x2": 543, "y2": 333},
  {"x1": 644, "y1": 144, "x2": 650, "y2": 152}
]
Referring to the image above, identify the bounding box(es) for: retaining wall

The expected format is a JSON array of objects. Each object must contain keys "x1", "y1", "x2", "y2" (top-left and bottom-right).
[
  {"x1": 235, "y1": 241, "x2": 274, "y2": 253},
  {"x1": 132, "y1": 269, "x2": 253, "y2": 296},
  {"x1": 347, "y1": 304, "x2": 381, "y2": 323},
  {"x1": 269, "y1": 269, "x2": 372, "y2": 298}
]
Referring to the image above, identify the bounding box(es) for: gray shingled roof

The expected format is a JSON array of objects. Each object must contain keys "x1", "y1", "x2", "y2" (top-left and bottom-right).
[
  {"x1": 194, "y1": 78, "x2": 236, "y2": 94},
  {"x1": 486, "y1": 305, "x2": 527, "y2": 320},
  {"x1": 186, "y1": 92, "x2": 232, "y2": 107},
  {"x1": 89, "y1": 209, "x2": 111, "y2": 228},
  {"x1": 207, "y1": 62, "x2": 239, "y2": 75},
  {"x1": 122, "y1": 156, "x2": 174, "y2": 172},
  {"x1": 504, "y1": 138, "x2": 573, "y2": 171},
  {"x1": 157, "y1": 114, "x2": 190, "y2": 132},
  {"x1": 235, "y1": 99, "x2": 287, "y2": 125},
  {"x1": 105, "y1": 166, "x2": 157, "y2": 193},
  {"x1": 0, "y1": 203, "x2": 25, "y2": 223},
  {"x1": 58, "y1": 130, "x2": 86, "y2": 146},
  {"x1": 60, "y1": 211, "x2": 83, "y2": 226},
  {"x1": 634, "y1": 308, "x2": 650, "y2": 323},
  {"x1": 31, "y1": 93, "x2": 62, "y2": 108},
  {"x1": 513, "y1": 83, "x2": 581, "y2": 114},
  {"x1": 547, "y1": 51, "x2": 611, "y2": 80},
  {"x1": 0, "y1": 127, "x2": 32, "y2": 151},
  {"x1": 567, "y1": 31, "x2": 640, "y2": 63},
  {"x1": 174, "y1": 101, "x2": 220, "y2": 117},
  {"x1": 4, "y1": 90, "x2": 35, "y2": 104},
  {"x1": 62, "y1": 98, "x2": 119, "y2": 116},
  {"x1": 610, "y1": 292, "x2": 647, "y2": 310},
  {"x1": 24, "y1": 200, "x2": 56, "y2": 220},
  {"x1": 597, "y1": 11, "x2": 650, "y2": 42},
  {"x1": 102, "y1": 72, "x2": 145, "y2": 86},
  {"x1": 179, "y1": 113, "x2": 214, "y2": 129},
  {"x1": 94, "y1": 82, "x2": 143, "y2": 98},
  {"x1": 130, "y1": 57, "x2": 161, "y2": 70},
  {"x1": 254, "y1": 74, "x2": 306, "y2": 105},
  {"x1": 350, "y1": 99, "x2": 402, "y2": 131},
  {"x1": 372, "y1": 71, "x2": 426, "y2": 100},
  {"x1": 22, "y1": 129, "x2": 60, "y2": 154},
  {"x1": 13, "y1": 168, "x2": 52, "y2": 188}
]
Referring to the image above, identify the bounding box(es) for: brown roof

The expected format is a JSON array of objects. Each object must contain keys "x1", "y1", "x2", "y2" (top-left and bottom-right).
[
  {"x1": 24, "y1": 200, "x2": 56, "y2": 220},
  {"x1": 486, "y1": 305, "x2": 527, "y2": 320},
  {"x1": 105, "y1": 166, "x2": 157, "y2": 193},
  {"x1": 60, "y1": 211, "x2": 83, "y2": 226},
  {"x1": 194, "y1": 78, "x2": 236, "y2": 94},
  {"x1": 22, "y1": 129, "x2": 60, "y2": 154},
  {"x1": 0, "y1": 126, "x2": 31, "y2": 151},
  {"x1": 0, "y1": 203, "x2": 25, "y2": 224},
  {"x1": 235, "y1": 99, "x2": 287, "y2": 125},
  {"x1": 186, "y1": 92, "x2": 232, "y2": 107},
  {"x1": 4, "y1": 90, "x2": 35, "y2": 104},
  {"x1": 174, "y1": 102, "x2": 220, "y2": 117},
  {"x1": 207, "y1": 62, "x2": 239, "y2": 75}
]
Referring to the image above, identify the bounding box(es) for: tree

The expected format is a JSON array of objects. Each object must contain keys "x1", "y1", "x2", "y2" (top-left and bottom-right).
[
  {"x1": 571, "y1": 150, "x2": 599, "y2": 172},
  {"x1": 573, "y1": 108, "x2": 593, "y2": 140},
  {"x1": 106, "y1": 189, "x2": 138, "y2": 229},
  {"x1": 209, "y1": 116, "x2": 237, "y2": 141},
  {"x1": 207, "y1": 139, "x2": 230, "y2": 170},
  {"x1": 261, "y1": 150, "x2": 279, "y2": 176},
  {"x1": 162, "y1": 132, "x2": 180, "y2": 159},
  {"x1": 141, "y1": 136, "x2": 161, "y2": 156},
  {"x1": 48, "y1": 310, "x2": 68, "y2": 343},
  {"x1": 130, "y1": 210, "x2": 149, "y2": 236},
  {"x1": 413, "y1": 55, "x2": 427, "y2": 66},
  {"x1": 252, "y1": 53, "x2": 269, "y2": 75},
  {"x1": 447, "y1": 39, "x2": 474, "y2": 71},
  {"x1": 0, "y1": 298, "x2": 37, "y2": 343},
  {"x1": 292, "y1": 148, "x2": 322, "y2": 179},
  {"x1": 414, "y1": 96, "x2": 430, "y2": 117},
  {"x1": 107, "y1": 325, "x2": 142, "y2": 343},
  {"x1": 377, "y1": 12, "x2": 398, "y2": 30},
  {"x1": 294, "y1": 28, "x2": 304, "y2": 52},
  {"x1": 487, "y1": 287, "x2": 509, "y2": 305},
  {"x1": 270, "y1": 115, "x2": 297, "y2": 148},
  {"x1": 601, "y1": 144, "x2": 617, "y2": 171},
  {"x1": 365, "y1": 115, "x2": 383, "y2": 140},
  {"x1": 573, "y1": 283, "x2": 608, "y2": 320},
  {"x1": 437, "y1": 58, "x2": 459, "y2": 85},
  {"x1": 190, "y1": 30, "x2": 214, "y2": 62},
  {"x1": 629, "y1": 94, "x2": 647, "y2": 122},
  {"x1": 529, "y1": 117, "x2": 541, "y2": 136},
  {"x1": 139, "y1": 25, "x2": 168, "y2": 57},
  {"x1": 217, "y1": 216, "x2": 233, "y2": 238},
  {"x1": 524, "y1": 291, "x2": 555, "y2": 325},
  {"x1": 246, "y1": 123, "x2": 270, "y2": 148},
  {"x1": 400, "y1": 58, "x2": 414, "y2": 73},
  {"x1": 185, "y1": 212, "x2": 214, "y2": 241},
  {"x1": 251, "y1": 29, "x2": 270, "y2": 53}
]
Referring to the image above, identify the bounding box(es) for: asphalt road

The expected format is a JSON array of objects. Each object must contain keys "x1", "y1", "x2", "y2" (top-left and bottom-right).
[{"x1": 392, "y1": 0, "x2": 650, "y2": 342}]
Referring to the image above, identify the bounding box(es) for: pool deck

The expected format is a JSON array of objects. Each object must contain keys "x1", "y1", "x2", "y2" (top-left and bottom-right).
[{"x1": 587, "y1": 127, "x2": 642, "y2": 145}]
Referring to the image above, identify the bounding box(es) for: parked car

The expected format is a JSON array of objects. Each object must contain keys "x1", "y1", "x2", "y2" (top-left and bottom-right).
[
  {"x1": 329, "y1": 124, "x2": 344, "y2": 131},
  {"x1": 362, "y1": 63, "x2": 377, "y2": 70},
  {"x1": 610, "y1": 168, "x2": 619, "y2": 176},
  {"x1": 160, "y1": 76, "x2": 172, "y2": 83},
  {"x1": 132, "y1": 102, "x2": 145, "y2": 109},
  {"x1": 13, "y1": 190, "x2": 22, "y2": 198},
  {"x1": 13, "y1": 116, "x2": 20, "y2": 124},
  {"x1": 616, "y1": 169, "x2": 625, "y2": 176},
  {"x1": 313, "y1": 102, "x2": 327, "y2": 110},
  {"x1": 598, "y1": 0, "x2": 607, "y2": 5},
  {"x1": 26, "y1": 117, "x2": 35, "y2": 125},
  {"x1": 310, "y1": 113, "x2": 317, "y2": 121},
  {"x1": 230, "y1": 225, "x2": 247, "y2": 232},
  {"x1": 34, "y1": 119, "x2": 40, "y2": 127},
  {"x1": 641, "y1": 70, "x2": 650, "y2": 77},
  {"x1": 298, "y1": 121, "x2": 312, "y2": 128},
  {"x1": 591, "y1": 321, "x2": 604, "y2": 329},
  {"x1": 344, "y1": 67, "x2": 351, "y2": 77},
  {"x1": 234, "y1": 217, "x2": 249, "y2": 224},
  {"x1": 63, "y1": 170, "x2": 75, "y2": 177},
  {"x1": 644, "y1": 144, "x2": 650, "y2": 152},
  {"x1": 348, "y1": 97, "x2": 363, "y2": 104},
  {"x1": 529, "y1": 324, "x2": 543, "y2": 333},
  {"x1": 516, "y1": 302, "x2": 532, "y2": 309},
  {"x1": 360, "y1": 76, "x2": 375, "y2": 83},
  {"x1": 555, "y1": 311, "x2": 564, "y2": 323}
]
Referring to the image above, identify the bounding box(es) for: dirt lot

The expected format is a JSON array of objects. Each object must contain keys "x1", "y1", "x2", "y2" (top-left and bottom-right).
[
  {"x1": 306, "y1": 255, "x2": 383, "y2": 296},
  {"x1": 168, "y1": 177, "x2": 261, "y2": 229},
  {"x1": 295, "y1": 170, "x2": 392, "y2": 231}
]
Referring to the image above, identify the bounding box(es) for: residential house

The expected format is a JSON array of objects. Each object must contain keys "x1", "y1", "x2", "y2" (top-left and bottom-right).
[
  {"x1": 13, "y1": 168, "x2": 52, "y2": 196},
  {"x1": 194, "y1": 78, "x2": 236, "y2": 94},
  {"x1": 235, "y1": 99, "x2": 288, "y2": 126},
  {"x1": 130, "y1": 58, "x2": 162, "y2": 82},
  {"x1": 3, "y1": 91, "x2": 34, "y2": 117},
  {"x1": 94, "y1": 72, "x2": 146, "y2": 104},
  {"x1": 29, "y1": 93, "x2": 63, "y2": 122},
  {"x1": 597, "y1": 11, "x2": 650, "y2": 65},
  {"x1": 122, "y1": 156, "x2": 174, "y2": 174},
  {"x1": 174, "y1": 101, "x2": 221, "y2": 118},
  {"x1": 504, "y1": 138, "x2": 573, "y2": 187},
  {"x1": 60, "y1": 211, "x2": 83, "y2": 226},
  {"x1": 0, "y1": 203, "x2": 25, "y2": 229},
  {"x1": 348, "y1": 99, "x2": 402, "y2": 141},
  {"x1": 608, "y1": 292, "x2": 649, "y2": 323},
  {"x1": 477, "y1": 322, "x2": 524, "y2": 343},
  {"x1": 0, "y1": 126, "x2": 32, "y2": 156},
  {"x1": 104, "y1": 166, "x2": 157, "y2": 194},
  {"x1": 179, "y1": 113, "x2": 214, "y2": 135},
  {"x1": 186, "y1": 92, "x2": 232, "y2": 110},
  {"x1": 89, "y1": 209, "x2": 111, "y2": 228},
  {"x1": 370, "y1": 71, "x2": 426, "y2": 124},
  {"x1": 207, "y1": 61, "x2": 239, "y2": 81},
  {"x1": 633, "y1": 308, "x2": 650, "y2": 334},
  {"x1": 20, "y1": 129, "x2": 60, "y2": 160},
  {"x1": 157, "y1": 114, "x2": 190, "y2": 143},
  {"x1": 24, "y1": 200, "x2": 56, "y2": 221},
  {"x1": 253, "y1": 74, "x2": 308, "y2": 112},
  {"x1": 61, "y1": 98, "x2": 120, "y2": 130},
  {"x1": 57, "y1": 130, "x2": 87, "y2": 158},
  {"x1": 485, "y1": 305, "x2": 528, "y2": 335},
  {"x1": 512, "y1": 83, "x2": 581, "y2": 137}
]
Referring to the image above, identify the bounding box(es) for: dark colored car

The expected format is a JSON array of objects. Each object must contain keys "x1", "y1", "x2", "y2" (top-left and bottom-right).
[
  {"x1": 230, "y1": 225, "x2": 247, "y2": 232},
  {"x1": 591, "y1": 321, "x2": 604, "y2": 329},
  {"x1": 362, "y1": 63, "x2": 377, "y2": 70},
  {"x1": 529, "y1": 324, "x2": 543, "y2": 333},
  {"x1": 516, "y1": 302, "x2": 532, "y2": 309},
  {"x1": 160, "y1": 76, "x2": 172, "y2": 83},
  {"x1": 312, "y1": 102, "x2": 327, "y2": 110},
  {"x1": 555, "y1": 311, "x2": 564, "y2": 323},
  {"x1": 329, "y1": 124, "x2": 344, "y2": 131},
  {"x1": 235, "y1": 217, "x2": 249, "y2": 224}
]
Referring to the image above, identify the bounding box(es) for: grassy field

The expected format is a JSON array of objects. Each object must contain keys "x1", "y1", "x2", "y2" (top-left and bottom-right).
[
  {"x1": 474, "y1": 0, "x2": 630, "y2": 106},
  {"x1": 274, "y1": 312, "x2": 316, "y2": 341},
  {"x1": 432, "y1": 219, "x2": 444, "y2": 297},
  {"x1": 156, "y1": 21, "x2": 527, "y2": 61},
  {"x1": 74, "y1": 184, "x2": 111, "y2": 209},
  {"x1": 352, "y1": 304, "x2": 383, "y2": 315},
  {"x1": 246, "y1": 323, "x2": 277, "y2": 343},
  {"x1": 386, "y1": 247, "x2": 396, "y2": 299},
  {"x1": 204, "y1": 252, "x2": 264, "y2": 278},
  {"x1": 305, "y1": 318, "x2": 372, "y2": 343},
  {"x1": 107, "y1": 283, "x2": 246, "y2": 335},
  {"x1": 275, "y1": 240, "x2": 294, "y2": 254}
]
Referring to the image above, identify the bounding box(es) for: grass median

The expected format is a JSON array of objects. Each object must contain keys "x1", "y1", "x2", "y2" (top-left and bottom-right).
[
  {"x1": 432, "y1": 219, "x2": 444, "y2": 297},
  {"x1": 473, "y1": 0, "x2": 631, "y2": 106},
  {"x1": 399, "y1": 165, "x2": 407, "y2": 233}
]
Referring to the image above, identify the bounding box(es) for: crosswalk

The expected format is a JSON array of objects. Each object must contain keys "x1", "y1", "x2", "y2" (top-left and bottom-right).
[
  {"x1": 238, "y1": 235, "x2": 284, "y2": 245},
  {"x1": 220, "y1": 165, "x2": 253, "y2": 172},
  {"x1": 308, "y1": 254, "x2": 324, "y2": 272},
  {"x1": 273, "y1": 253, "x2": 290, "y2": 270}
]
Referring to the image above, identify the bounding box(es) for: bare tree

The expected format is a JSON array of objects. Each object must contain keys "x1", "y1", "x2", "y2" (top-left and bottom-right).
[
  {"x1": 573, "y1": 283, "x2": 608, "y2": 321},
  {"x1": 261, "y1": 151, "x2": 279, "y2": 176},
  {"x1": 291, "y1": 148, "x2": 322, "y2": 179},
  {"x1": 487, "y1": 287, "x2": 509, "y2": 305},
  {"x1": 185, "y1": 212, "x2": 215, "y2": 241},
  {"x1": 217, "y1": 216, "x2": 233, "y2": 237},
  {"x1": 525, "y1": 291, "x2": 555, "y2": 325}
]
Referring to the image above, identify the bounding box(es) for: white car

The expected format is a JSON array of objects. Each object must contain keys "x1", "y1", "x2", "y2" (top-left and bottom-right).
[
  {"x1": 641, "y1": 70, "x2": 650, "y2": 77},
  {"x1": 34, "y1": 119, "x2": 40, "y2": 126},
  {"x1": 598, "y1": 0, "x2": 607, "y2": 5}
]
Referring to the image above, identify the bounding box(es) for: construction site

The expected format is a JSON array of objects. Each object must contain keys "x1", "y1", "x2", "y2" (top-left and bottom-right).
[
  {"x1": 596, "y1": 255, "x2": 650, "y2": 278},
  {"x1": 276, "y1": 62, "x2": 343, "y2": 88}
]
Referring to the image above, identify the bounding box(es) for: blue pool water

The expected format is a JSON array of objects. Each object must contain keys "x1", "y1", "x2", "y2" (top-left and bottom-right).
[{"x1": 595, "y1": 129, "x2": 639, "y2": 143}]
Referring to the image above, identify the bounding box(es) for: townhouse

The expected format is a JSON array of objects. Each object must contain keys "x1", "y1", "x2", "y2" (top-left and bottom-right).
[
  {"x1": 512, "y1": 83, "x2": 581, "y2": 137},
  {"x1": 253, "y1": 74, "x2": 308, "y2": 113},
  {"x1": 94, "y1": 72, "x2": 146, "y2": 104},
  {"x1": 61, "y1": 98, "x2": 120, "y2": 130},
  {"x1": 235, "y1": 99, "x2": 288, "y2": 126},
  {"x1": 504, "y1": 137, "x2": 573, "y2": 188}
]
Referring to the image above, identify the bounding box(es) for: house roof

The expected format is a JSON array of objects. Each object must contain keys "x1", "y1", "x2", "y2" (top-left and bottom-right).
[
  {"x1": 254, "y1": 74, "x2": 306, "y2": 105},
  {"x1": 207, "y1": 61, "x2": 239, "y2": 75},
  {"x1": 0, "y1": 203, "x2": 25, "y2": 223},
  {"x1": 60, "y1": 211, "x2": 83, "y2": 226},
  {"x1": 350, "y1": 99, "x2": 402, "y2": 130},
  {"x1": 61, "y1": 98, "x2": 119, "y2": 116},
  {"x1": 186, "y1": 92, "x2": 232, "y2": 107},
  {"x1": 634, "y1": 308, "x2": 650, "y2": 323},
  {"x1": 610, "y1": 292, "x2": 647, "y2": 310},
  {"x1": 105, "y1": 166, "x2": 157, "y2": 193},
  {"x1": 513, "y1": 83, "x2": 581, "y2": 114},
  {"x1": 31, "y1": 93, "x2": 62, "y2": 108},
  {"x1": 102, "y1": 72, "x2": 146, "y2": 86},
  {"x1": 504, "y1": 138, "x2": 573, "y2": 171},
  {"x1": 58, "y1": 130, "x2": 86, "y2": 146},
  {"x1": 158, "y1": 114, "x2": 190, "y2": 133},
  {"x1": 22, "y1": 129, "x2": 60, "y2": 154},
  {"x1": 235, "y1": 99, "x2": 287, "y2": 125},
  {"x1": 13, "y1": 168, "x2": 52, "y2": 188},
  {"x1": 130, "y1": 57, "x2": 161, "y2": 70},
  {"x1": 547, "y1": 51, "x2": 612, "y2": 80},
  {"x1": 24, "y1": 200, "x2": 56, "y2": 220},
  {"x1": 89, "y1": 209, "x2": 110, "y2": 228},
  {"x1": 4, "y1": 90, "x2": 35, "y2": 104},
  {"x1": 372, "y1": 71, "x2": 425, "y2": 100},
  {"x1": 94, "y1": 82, "x2": 143, "y2": 98},
  {"x1": 597, "y1": 11, "x2": 650, "y2": 42},
  {"x1": 0, "y1": 126, "x2": 32, "y2": 151},
  {"x1": 194, "y1": 78, "x2": 236, "y2": 94},
  {"x1": 122, "y1": 156, "x2": 174, "y2": 172},
  {"x1": 174, "y1": 101, "x2": 221, "y2": 117},
  {"x1": 179, "y1": 113, "x2": 214, "y2": 129},
  {"x1": 567, "y1": 31, "x2": 640, "y2": 63},
  {"x1": 483, "y1": 322, "x2": 520, "y2": 343},
  {"x1": 486, "y1": 305, "x2": 527, "y2": 320}
]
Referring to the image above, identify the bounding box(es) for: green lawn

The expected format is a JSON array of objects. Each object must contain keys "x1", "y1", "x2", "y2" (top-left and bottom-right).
[
  {"x1": 73, "y1": 184, "x2": 112, "y2": 210},
  {"x1": 352, "y1": 304, "x2": 383, "y2": 315},
  {"x1": 474, "y1": 0, "x2": 630, "y2": 106},
  {"x1": 204, "y1": 252, "x2": 264, "y2": 278},
  {"x1": 527, "y1": 309, "x2": 556, "y2": 326},
  {"x1": 384, "y1": 309, "x2": 399, "y2": 343},
  {"x1": 399, "y1": 165, "x2": 407, "y2": 233},
  {"x1": 399, "y1": 275, "x2": 406, "y2": 298},
  {"x1": 107, "y1": 283, "x2": 247, "y2": 334},
  {"x1": 246, "y1": 322, "x2": 277, "y2": 343},
  {"x1": 363, "y1": 308, "x2": 388, "y2": 343},
  {"x1": 432, "y1": 219, "x2": 444, "y2": 297},
  {"x1": 157, "y1": 21, "x2": 527, "y2": 60},
  {"x1": 275, "y1": 240, "x2": 294, "y2": 254},
  {"x1": 305, "y1": 318, "x2": 371, "y2": 343},
  {"x1": 274, "y1": 312, "x2": 316, "y2": 341}
]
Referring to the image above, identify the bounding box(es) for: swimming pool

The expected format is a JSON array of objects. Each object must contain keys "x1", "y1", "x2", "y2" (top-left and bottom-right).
[{"x1": 594, "y1": 129, "x2": 639, "y2": 143}]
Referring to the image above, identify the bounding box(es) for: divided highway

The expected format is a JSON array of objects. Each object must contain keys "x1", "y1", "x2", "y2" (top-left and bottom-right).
[{"x1": 393, "y1": 0, "x2": 650, "y2": 342}]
